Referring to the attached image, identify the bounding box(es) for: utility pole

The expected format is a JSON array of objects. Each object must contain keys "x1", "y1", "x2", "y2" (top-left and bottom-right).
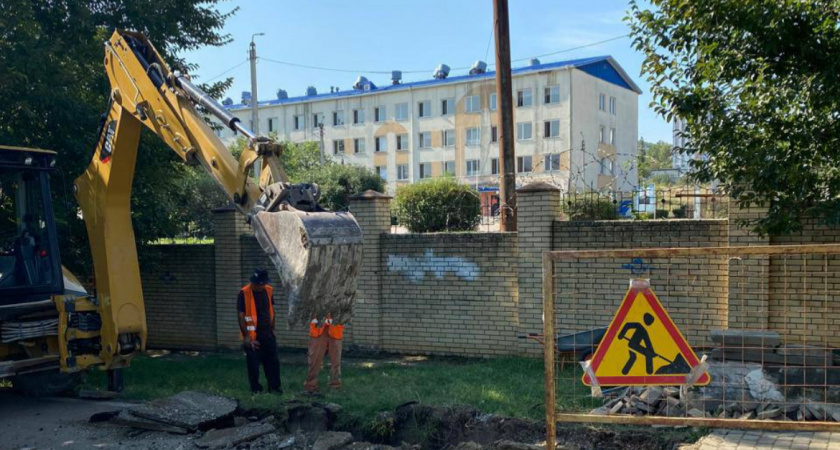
[
  {"x1": 249, "y1": 33, "x2": 264, "y2": 135},
  {"x1": 318, "y1": 123, "x2": 326, "y2": 164},
  {"x1": 493, "y1": 0, "x2": 517, "y2": 231}
]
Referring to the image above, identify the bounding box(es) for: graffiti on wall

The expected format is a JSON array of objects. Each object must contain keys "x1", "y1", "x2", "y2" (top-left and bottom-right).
[{"x1": 387, "y1": 249, "x2": 479, "y2": 283}]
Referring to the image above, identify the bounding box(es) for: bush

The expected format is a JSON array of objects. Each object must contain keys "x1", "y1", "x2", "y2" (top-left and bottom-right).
[
  {"x1": 671, "y1": 204, "x2": 688, "y2": 219},
  {"x1": 655, "y1": 209, "x2": 670, "y2": 219},
  {"x1": 393, "y1": 178, "x2": 480, "y2": 232},
  {"x1": 299, "y1": 163, "x2": 385, "y2": 211},
  {"x1": 561, "y1": 195, "x2": 618, "y2": 220}
]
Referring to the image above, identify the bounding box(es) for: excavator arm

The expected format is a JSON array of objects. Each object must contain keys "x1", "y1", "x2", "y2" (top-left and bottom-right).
[{"x1": 62, "y1": 30, "x2": 362, "y2": 373}]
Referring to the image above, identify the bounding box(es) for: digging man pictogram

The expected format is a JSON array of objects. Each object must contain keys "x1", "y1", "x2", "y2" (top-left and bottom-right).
[{"x1": 618, "y1": 312, "x2": 657, "y2": 375}]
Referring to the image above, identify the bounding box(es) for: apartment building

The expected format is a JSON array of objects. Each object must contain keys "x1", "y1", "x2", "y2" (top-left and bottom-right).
[{"x1": 219, "y1": 55, "x2": 640, "y2": 193}]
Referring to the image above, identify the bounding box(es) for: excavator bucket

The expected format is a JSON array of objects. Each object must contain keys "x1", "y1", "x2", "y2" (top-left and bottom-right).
[{"x1": 251, "y1": 210, "x2": 363, "y2": 327}]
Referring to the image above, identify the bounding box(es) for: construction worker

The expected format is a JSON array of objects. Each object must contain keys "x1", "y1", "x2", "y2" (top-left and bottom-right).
[
  {"x1": 237, "y1": 269, "x2": 282, "y2": 394},
  {"x1": 304, "y1": 314, "x2": 344, "y2": 393}
]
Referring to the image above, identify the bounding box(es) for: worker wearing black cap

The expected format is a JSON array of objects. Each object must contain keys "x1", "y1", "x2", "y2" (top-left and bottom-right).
[{"x1": 237, "y1": 268, "x2": 281, "y2": 394}]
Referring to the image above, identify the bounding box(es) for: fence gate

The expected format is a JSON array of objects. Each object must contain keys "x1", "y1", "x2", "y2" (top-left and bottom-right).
[{"x1": 541, "y1": 244, "x2": 840, "y2": 449}]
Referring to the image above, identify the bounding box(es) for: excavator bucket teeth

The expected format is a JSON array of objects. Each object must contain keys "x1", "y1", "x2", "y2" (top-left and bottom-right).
[{"x1": 251, "y1": 210, "x2": 363, "y2": 327}]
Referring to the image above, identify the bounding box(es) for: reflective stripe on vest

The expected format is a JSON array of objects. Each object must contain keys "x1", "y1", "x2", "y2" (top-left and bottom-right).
[
  {"x1": 309, "y1": 316, "x2": 344, "y2": 340},
  {"x1": 241, "y1": 284, "x2": 274, "y2": 340}
]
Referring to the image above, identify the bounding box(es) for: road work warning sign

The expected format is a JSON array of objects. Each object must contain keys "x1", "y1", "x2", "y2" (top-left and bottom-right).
[{"x1": 582, "y1": 279, "x2": 710, "y2": 387}]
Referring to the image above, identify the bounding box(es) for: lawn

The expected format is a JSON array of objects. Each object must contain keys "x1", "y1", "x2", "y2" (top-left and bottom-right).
[{"x1": 83, "y1": 351, "x2": 564, "y2": 421}]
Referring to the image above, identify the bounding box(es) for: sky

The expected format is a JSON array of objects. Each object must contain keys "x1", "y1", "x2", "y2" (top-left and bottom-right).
[{"x1": 184, "y1": 0, "x2": 671, "y2": 143}]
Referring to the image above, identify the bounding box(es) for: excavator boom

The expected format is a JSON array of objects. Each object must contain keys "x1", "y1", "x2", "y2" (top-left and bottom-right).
[{"x1": 65, "y1": 30, "x2": 362, "y2": 372}]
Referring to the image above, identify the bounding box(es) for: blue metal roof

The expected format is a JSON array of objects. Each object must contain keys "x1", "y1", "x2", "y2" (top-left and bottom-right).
[{"x1": 229, "y1": 55, "x2": 641, "y2": 110}]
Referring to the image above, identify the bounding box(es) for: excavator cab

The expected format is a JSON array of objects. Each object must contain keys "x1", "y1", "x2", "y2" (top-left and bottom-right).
[{"x1": 0, "y1": 147, "x2": 63, "y2": 303}]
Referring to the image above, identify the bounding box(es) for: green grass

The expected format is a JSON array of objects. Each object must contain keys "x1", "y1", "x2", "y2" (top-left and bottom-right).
[
  {"x1": 82, "y1": 351, "x2": 582, "y2": 421},
  {"x1": 151, "y1": 237, "x2": 214, "y2": 245}
]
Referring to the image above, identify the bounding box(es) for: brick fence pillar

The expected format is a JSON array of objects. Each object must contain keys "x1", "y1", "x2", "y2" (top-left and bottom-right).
[
  {"x1": 213, "y1": 205, "x2": 252, "y2": 348},
  {"x1": 348, "y1": 190, "x2": 392, "y2": 348},
  {"x1": 728, "y1": 204, "x2": 770, "y2": 329},
  {"x1": 516, "y1": 182, "x2": 563, "y2": 355}
]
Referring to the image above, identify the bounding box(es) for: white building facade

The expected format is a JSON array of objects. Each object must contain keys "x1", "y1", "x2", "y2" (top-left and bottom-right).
[{"x1": 220, "y1": 56, "x2": 641, "y2": 194}]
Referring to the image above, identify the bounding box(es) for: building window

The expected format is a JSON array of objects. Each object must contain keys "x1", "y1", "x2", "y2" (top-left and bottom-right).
[
  {"x1": 268, "y1": 117, "x2": 276, "y2": 133},
  {"x1": 313, "y1": 113, "x2": 323, "y2": 128},
  {"x1": 490, "y1": 93, "x2": 497, "y2": 111},
  {"x1": 466, "y1": 159, "x2": 480, "y2": 176},
  {"x1": 466, "y1": 127, "x2": 480, "y2": 146},
  {"x1": 516, "y1": 122, "x2": 532, "y2": 141},
  {"x1": 376, "y1": 165, "x2": 387, "y2": 181},
  {"x1": 395, "y1": 103, "x2": 408, "y2": 121},
  {"x1": 465, "y1": 95, "x2": 480, "y2": 113},
  {"x1": 397, "y1": 164, "x2": 409, "y2": 180},
  {"x1": 418, "y1": 131, "x2": 431, "y2": 149},
  {"x1": 600, "y1": 157, "x2": 614, "y2": 175},
  {"x1": 491, "y1": 158, "x2": 499, "y2": 175},
  {"x1": 610, "y1": 127, "x2": 616, "y2": 145},
  {"x1": 545, "y1": 154, "x2": 562, "y2": 171},
  {"x1": 333, "y1": 139, "x2": 344, "y2": 155},
  {"x1": 374, "y1": 106, "x2": 386, "y2": 122},
  {"x1": 419, "y1": 162, "x2": 431, "y2": 179},
  {"x1": 517, "y1": 155, "x2": 533, "y2": 173},
  {"x1": 441, "y1": 98, "x2": 454, "y2": 116},
  {"x1": 517, "y1": 88, "x2": 532, "y2": 107},
  {"x1": 444, "y1": 160, "x2": 455, "y2": 176},
  {"x1": 600, "y1": 125, "x2": 606, "y2": 144},
  {"x1": 599, "y1": 93, "x2": 606, "y2": 111},
  {"x1": 545, "y1": 86, "x2": 560, "y2": 104},
  {"x1": 443, "y1": 129, "x2": 455, "y2": 147},
  {"x1": 333, "y1": 110, "x2": 344, "y2": 126},
  {"x1": 354, "y1": 138, "x2": 365, "y2": 153},
  {"x1": 418, "y1": 100, "x2": 431, "y2": 118},
  {"x1": 293, "y1": 115, "x2": 304, "y2": 131},
  {"x1": 491, "y1": 126, "x2": 498, "y2": 143},
  {"x1": 375, "y1": 136, "x2": 387, "y2": 152},
  {"x1": 396, "y1": 133, "x2": 409, "y2": 150},
  {"x1": 609, "y1": 96, "x2": 616, "y2": 115},
  {"x1": 353, "y1": 109, "x2": 364, "y2": 125},
  {"x1": 544, "y1": 120, "x2": 560, "y2": 138}
]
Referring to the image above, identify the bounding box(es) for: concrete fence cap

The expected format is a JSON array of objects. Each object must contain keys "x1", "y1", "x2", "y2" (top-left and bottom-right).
[
  {"x1": 349, "y1": 190, "x2": 393, "y2": 200},
  {"x1": 516, "y1": 182, "x2": 562, "y2": 193}
]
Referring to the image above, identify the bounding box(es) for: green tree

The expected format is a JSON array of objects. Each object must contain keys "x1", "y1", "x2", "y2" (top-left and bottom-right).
[
  {"x1": 0, "y1": 1, "x2": 235, "y2": 275},
  {"x1": 629, "y1": 0, "x2": 840, "y2": 235},
  {"x1": 637, "y1": 138, "x2": 673, "y2": 180}
]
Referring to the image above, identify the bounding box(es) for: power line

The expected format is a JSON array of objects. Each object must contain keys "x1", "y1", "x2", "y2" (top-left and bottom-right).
[
  {"x1": 203, "y1": 58, "x2": 249, "y2": 82},
  {"x1": 257, "y1": 34, "x2": 629, "y2": 77},
  {"x1": 512, "y1": 34, "x2": 629, "y2": 62}
]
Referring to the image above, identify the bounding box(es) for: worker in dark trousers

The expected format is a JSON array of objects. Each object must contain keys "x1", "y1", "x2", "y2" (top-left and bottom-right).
[{"x1": 237, "y1": 269, "x2": 282, "y2": 394}]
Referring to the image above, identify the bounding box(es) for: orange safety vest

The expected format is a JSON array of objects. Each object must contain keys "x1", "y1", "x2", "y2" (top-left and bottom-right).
[
  {"x1": 241, "y1": 284, "x2": 274, "y2": 341},
  {"x1": 309, "y1": 316, "x2": 344, "y2": 340}
]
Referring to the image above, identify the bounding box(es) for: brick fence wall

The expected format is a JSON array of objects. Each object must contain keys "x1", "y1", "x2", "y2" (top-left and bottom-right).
[
  {"x1": 138, "y1": 186, "x2": 840, "y2": 355},
  {"x1": 141, "y1": 245, "x2": 216, "y2": 350},
  {"x1": 551, "y1": 220, "x2": 729, "y2": 346},
  {"x1": 378, "y1": 233, "x2": 519, "y2": 357}
]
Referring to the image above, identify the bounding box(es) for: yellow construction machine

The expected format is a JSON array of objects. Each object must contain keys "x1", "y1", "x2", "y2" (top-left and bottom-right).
[{"x1": 0, "y1": 30, "x2": 362, "y2": 395}]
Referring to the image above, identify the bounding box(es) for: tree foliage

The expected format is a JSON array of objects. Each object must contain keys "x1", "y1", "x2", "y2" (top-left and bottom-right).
[
  {"x1": 637, "y1": 138, "x2": 673, "y2": 181},
  {"x1": 393, "y1": 178, "x2": 481, "y2": 233},
  {"x1": 628, "y1": 0, "x2": 840, "y2": 235},
  {"x1": 0, "y1": 0, "x2": 236, "y2": 275}
]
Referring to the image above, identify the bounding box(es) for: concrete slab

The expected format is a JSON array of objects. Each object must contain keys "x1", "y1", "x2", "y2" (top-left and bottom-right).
[
  {"x1": 195, "y1": 422, "x2": 275, "y2": 449},
  {"x1": 128, "y1": 391, "x2": 237, "y2": 431}
]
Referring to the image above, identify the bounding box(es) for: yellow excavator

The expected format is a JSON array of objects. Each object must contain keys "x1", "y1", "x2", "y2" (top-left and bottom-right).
[{"x1": 0, "y1": 30, "x2": 362, "y2": 395}]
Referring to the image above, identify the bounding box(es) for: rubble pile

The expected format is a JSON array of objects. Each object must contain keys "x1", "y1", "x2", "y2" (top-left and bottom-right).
[{"x1": 589, "y1": 362, "x2": 840, "y2": 422}]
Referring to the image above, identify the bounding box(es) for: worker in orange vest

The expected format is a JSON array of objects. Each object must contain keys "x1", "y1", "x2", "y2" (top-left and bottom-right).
[
  {"x1": 304, "y1": 314, "x2": 344, "y2": 393},
  {"x1": 237, "y1": 269, "x2": 281, "y2": 394}
]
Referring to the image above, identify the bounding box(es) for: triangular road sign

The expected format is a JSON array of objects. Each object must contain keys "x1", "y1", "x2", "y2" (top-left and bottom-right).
[{"x1": 583, "y1": 279, "x2": 710, "y2": 386}]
